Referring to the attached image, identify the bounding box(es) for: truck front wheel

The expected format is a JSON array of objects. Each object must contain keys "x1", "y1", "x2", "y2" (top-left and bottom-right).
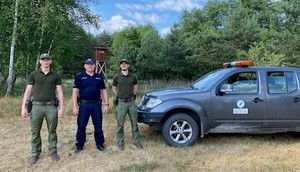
[{"x1": 161, "y1": 113, "x2": 199, "y2": 147}]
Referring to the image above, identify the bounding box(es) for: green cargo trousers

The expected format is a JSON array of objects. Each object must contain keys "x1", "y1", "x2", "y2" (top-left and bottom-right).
[
  {"x1": 115, "y1": 101, "x2": 140, "y2": 145},
  {"x1": 30, "y1": 104, "x2": 58, "y2": 156}
]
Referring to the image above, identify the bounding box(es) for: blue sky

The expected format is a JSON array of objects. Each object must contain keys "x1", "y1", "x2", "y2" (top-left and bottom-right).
[{"x1": 87, "y1": 0, "x2": 208, "y2": 36}]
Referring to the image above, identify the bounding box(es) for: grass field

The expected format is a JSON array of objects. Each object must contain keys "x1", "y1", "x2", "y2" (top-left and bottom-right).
[{"x1": 1, "y1": 80, "x2": 300, "y2": 171}]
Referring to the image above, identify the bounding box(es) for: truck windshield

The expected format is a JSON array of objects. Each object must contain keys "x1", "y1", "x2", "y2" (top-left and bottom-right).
[{"x1": 191, "y1": 69, "x2": 227, "y2": 91}]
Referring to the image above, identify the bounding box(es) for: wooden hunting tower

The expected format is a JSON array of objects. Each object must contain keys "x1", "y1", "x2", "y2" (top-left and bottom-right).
[{"x1": 95, "y1": 47, "x2": 108, "y2": 79}]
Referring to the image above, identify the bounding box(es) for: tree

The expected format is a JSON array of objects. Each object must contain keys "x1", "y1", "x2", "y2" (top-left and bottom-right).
[
  {"x1": 163, "y1": 25, "x2": 191, "y2": 80},
  {"x1": 95, "y1": 31, "x2": 113, "y2": 47},
  {"x1": 110, "y1": 26, "x2": 142, "y2": 76},
  {"x1": 6, "y1": 0, "x2": 19, "y2": 96},
  {"x1": 136, "y1": 25, "x2": 163, "y2": 79},
  {"x1": 275, "y1": 0, "x2": 300, "y2": 67},
  {"x1": 177, "y1": 3, "x2": 228, "y2": 76},
  {"x1": 237, "y1": 41, "x2": 285, "y2": 66},
  {"x1": 0, "y1": 1, "x2": 14, "y2": 92},
  {"x1": 1, "y1": 0, "x2": 101, "y2": 96},
  {"x1": 172, "y1": 0, "x2": 284, "y2": 78}
]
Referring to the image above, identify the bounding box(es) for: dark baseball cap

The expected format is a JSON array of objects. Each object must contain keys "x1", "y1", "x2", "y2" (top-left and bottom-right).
[
  {"x1": 120, "y1": 59, "x2": 129, "y2": 64},
  {"x1": 39, "y1": 53, "x2": 51, "y2": 59},
  {"x1": 85, "y1": 58, "x2": 95, "y2": 64}
]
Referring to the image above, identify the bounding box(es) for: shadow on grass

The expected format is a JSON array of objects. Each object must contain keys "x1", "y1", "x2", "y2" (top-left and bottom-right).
[
  {"x1": 119, "y1": 161, "x2": 160, "y2": 172},
  {"x1": 139, "y1": 123, "x2": 300, "y2": 148},
  {"x1": 196, "y1": 132, "x2": 300, "y2": 146}
]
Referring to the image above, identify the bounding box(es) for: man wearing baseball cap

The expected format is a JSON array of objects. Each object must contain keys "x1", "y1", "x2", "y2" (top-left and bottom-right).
[
  {"x1": 21, "y1": 52, "x2": 64, "y2": 165},
  {"x1": 72, "y1": 58, "x2": 109, "y2": 154},
  {"x1": 84, "y1": 58, "x2": 94, "y2": 64},
  {"x1": 112, "y1": 58, "x2": 143, "y2": 150},
  {"x1": 39, "y1": 53, "x2": 52, "y2": 59}
]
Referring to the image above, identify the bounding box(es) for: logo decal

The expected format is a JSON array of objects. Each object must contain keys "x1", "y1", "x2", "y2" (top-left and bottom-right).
[
  {"x1": 234, "y1": 100, "x2": 248, "y2": 114},
  {"x1": 237, "y1": 100, "x2": 245, "y2": 108}
]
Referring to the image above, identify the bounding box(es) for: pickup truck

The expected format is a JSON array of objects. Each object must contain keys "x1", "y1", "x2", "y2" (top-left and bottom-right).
[{"x1": 137, "y1": 61, "x2": 300, "y2": 147}]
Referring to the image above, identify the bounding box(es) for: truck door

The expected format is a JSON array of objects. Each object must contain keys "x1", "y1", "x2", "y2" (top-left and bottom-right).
[
  {"x1": 265, "y1": 71, "x2": 300, "y2": 128},
  {"x1": 210, "y1": 71, "x2": 267, "y2": 132}
]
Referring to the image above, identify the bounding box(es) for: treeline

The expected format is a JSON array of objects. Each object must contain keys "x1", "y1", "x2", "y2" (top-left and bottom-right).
[{"x1": 1, "y1": 0, "x2": 300, "y2": 96}]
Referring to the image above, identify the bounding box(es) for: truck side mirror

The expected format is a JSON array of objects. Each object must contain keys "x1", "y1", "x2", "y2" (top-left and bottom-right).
[{"x1": 220, "y1": 84, "x2": 233, "y2": 93}]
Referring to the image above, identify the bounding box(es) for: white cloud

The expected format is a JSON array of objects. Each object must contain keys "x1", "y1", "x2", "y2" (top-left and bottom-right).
[
  {"x1": 84, "y1": 25, "x2": 100, "y2": 35},
  {"x1": 114, "y1": 0, "x2": 202, "y2": 26},
  {"x1": 127, "y1": 12, "x2": 162, "y2": 24},
  {"x1": 102, "y1": 15, "x2": 136, "y2": 32},
  {"x1": 116, "y1": 0, "x2": 201, "y2": 12},
  {"x1": 116, "y1": 3, "x2": 153, "y2": 11},
  {"x1": 145, "y1": 13, "x2": 161, "y2": 23},
  {"x1": 127, "y1": 12, "x2": 144, "y2": 21},
  {"x1": 86, "y1": 0, "x2": 205, "y2": 35},
  {"x1": 160, "y1": 26, "x2": 171, "y2": 36},
  {"x1": 155, "y1": 0, "x2": 201, "y2": 12},
  {"x1": 85, "y1": 15, "x2": 136, "y2": 35}
]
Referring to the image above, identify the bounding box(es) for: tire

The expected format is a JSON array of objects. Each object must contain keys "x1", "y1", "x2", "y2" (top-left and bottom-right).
[{"x1": 161, "y1": 113, "x2": 199, "y2": 147}]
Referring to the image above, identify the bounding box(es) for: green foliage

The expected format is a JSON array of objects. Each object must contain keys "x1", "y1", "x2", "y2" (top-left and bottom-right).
[
  {"x1": 2, "y1": 0, "x2": 300, "y2": 96},
  {"x1": 0, "y1": 0, "x2": 101, "y2": 95},
  {"x1": 274, "y1": 0, "x2": 300, "y2": 67},
  {"x1": 171, "y1": 0, "x2": 299, "y2": 77},
  {"x1": 0, "y1": 78, "x2": 26, "y2": 97},
  {"x1": 237, "y1": 41, "x2": 285, "y2": 66},
  {"x1": 110, "y1": 26, "x2": 143, "y2": 77},
  {"x1": 137, "y1": 26, "x2": 164, "y2": 79},
  {"x1": 0, "y1": 0, "x2": 101, "y2": 76},
  {"x1": 95, "y1": 31, "x2": 113, "y2": 47},
  {"x1": 163, "y1": 26, "x2": 193, "y2": 80}
]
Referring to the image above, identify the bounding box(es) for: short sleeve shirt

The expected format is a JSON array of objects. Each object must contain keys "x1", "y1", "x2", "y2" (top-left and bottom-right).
[
  {"x1": 112, "y1": 72, "x2": 138, "y2": 99},
  {"x1": 27, "y1": 70, "x2": 62, "y2": 102},
  {"x1": 73, "y1": 72, "x2": 106, "y2": 100}
]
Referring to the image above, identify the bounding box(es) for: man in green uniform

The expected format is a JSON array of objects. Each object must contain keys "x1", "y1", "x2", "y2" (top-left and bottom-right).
[
  {"x1": 21, "y1": 53, "x2": 64, "y2": 165},
  {"x1": 112, "y1": 59, "x2": 143, "y2": 150}
]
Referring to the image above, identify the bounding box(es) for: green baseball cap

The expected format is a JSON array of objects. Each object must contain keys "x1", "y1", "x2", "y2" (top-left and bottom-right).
[
  {"x1": 39, "y1": 53, "x2": 51, "y2": 59},
  {"x1": 120, "y1": 59, "x2": 129, "y2": 64}
]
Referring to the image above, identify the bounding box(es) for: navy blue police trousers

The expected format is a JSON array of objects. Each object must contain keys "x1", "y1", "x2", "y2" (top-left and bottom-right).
[{"x1": 76, "y1": 102, "x2": 105, "y2": 148}]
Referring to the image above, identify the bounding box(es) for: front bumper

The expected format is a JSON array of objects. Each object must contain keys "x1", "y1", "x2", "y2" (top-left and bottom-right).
[{"x1": 137, "y1": 109, "x2": 163, "y2": 124}]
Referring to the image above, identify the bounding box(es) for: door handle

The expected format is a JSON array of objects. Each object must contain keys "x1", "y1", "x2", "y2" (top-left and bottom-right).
[
  {"x1": 253, "y1": 97, "x2": 264, "y2": 103},
  {"x1": 294, "y1": 97, "x2": 300, "y2": 103}
]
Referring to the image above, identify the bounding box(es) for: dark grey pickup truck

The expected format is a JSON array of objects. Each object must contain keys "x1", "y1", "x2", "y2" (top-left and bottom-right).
[{"x1": 137, "y1": 61, "x2": 300, "y2": 147}]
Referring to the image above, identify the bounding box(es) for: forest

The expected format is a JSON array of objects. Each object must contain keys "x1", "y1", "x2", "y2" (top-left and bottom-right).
[{"x1": 1, "y1": 0, "x2": 300, "y2": 96}]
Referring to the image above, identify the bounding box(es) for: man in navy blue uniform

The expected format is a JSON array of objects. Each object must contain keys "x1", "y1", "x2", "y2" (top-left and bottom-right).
[{"x1": 72, "y1": 58, "x2": 109, "y2": 154}]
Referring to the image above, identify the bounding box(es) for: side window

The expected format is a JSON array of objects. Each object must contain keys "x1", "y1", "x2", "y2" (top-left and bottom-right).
[
  {"x1": 224, "y1": 72, "x2": 258, "y2": 93},
  {"x1": 267, "y1": 71, "x2": 297, "y2": 94},
  {"x1": 286, "y1": 72, "x2": 297, "y2": 92}
]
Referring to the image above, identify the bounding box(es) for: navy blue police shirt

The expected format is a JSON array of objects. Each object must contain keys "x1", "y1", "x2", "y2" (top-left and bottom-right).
[{"x1": 73, "y1": 72, "x2": 106, "y2": 100}]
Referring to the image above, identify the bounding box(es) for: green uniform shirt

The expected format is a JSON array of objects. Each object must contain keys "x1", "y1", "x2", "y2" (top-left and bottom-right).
[
  {"x1": 27, "y1": 69, "x2": 61, "y2": 102},
  {"x1": 112, "y1": 72, "x2": 137, "y2": 99}
]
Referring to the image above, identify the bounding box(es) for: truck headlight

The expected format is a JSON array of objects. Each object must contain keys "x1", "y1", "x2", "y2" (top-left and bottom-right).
[{"x1": 145, "y1": 97, "x2": 162, "y2": 109}]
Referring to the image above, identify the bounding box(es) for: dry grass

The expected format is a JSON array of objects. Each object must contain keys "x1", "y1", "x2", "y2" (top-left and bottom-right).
[{"x1": 1, "y1": 97, "x2": 300, "y2": 172}]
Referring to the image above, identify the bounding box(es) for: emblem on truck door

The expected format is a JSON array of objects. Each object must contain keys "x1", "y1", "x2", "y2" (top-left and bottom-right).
[{"x1": 233, "y1": 100, "x2": 248, "y2": 114}]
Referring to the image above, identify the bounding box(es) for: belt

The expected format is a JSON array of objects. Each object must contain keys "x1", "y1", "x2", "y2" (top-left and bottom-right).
[
  {"x1": 80, "y1": 99, "x2": 100, "y2": 104},
  {"x1": 118, "y1": 97, "x2": 134, "y2": 102},
  {"x1": 32, "y1": 101, "x2": 54, "y2": 106}
]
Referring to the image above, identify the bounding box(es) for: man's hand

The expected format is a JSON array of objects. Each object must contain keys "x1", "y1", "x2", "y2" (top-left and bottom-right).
[
  {"x1": 103, "y1": 105, "x2": 109, "y2": 113},
  {"x1": 72, "y1": 106, "x2": 79, "y2": 116},
  {"x1": 58, "y1": 108, "x2": 64, "y2": 118},
  {"x1": 21, "y1": 108, "x2": 28, "y2": 118}
]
